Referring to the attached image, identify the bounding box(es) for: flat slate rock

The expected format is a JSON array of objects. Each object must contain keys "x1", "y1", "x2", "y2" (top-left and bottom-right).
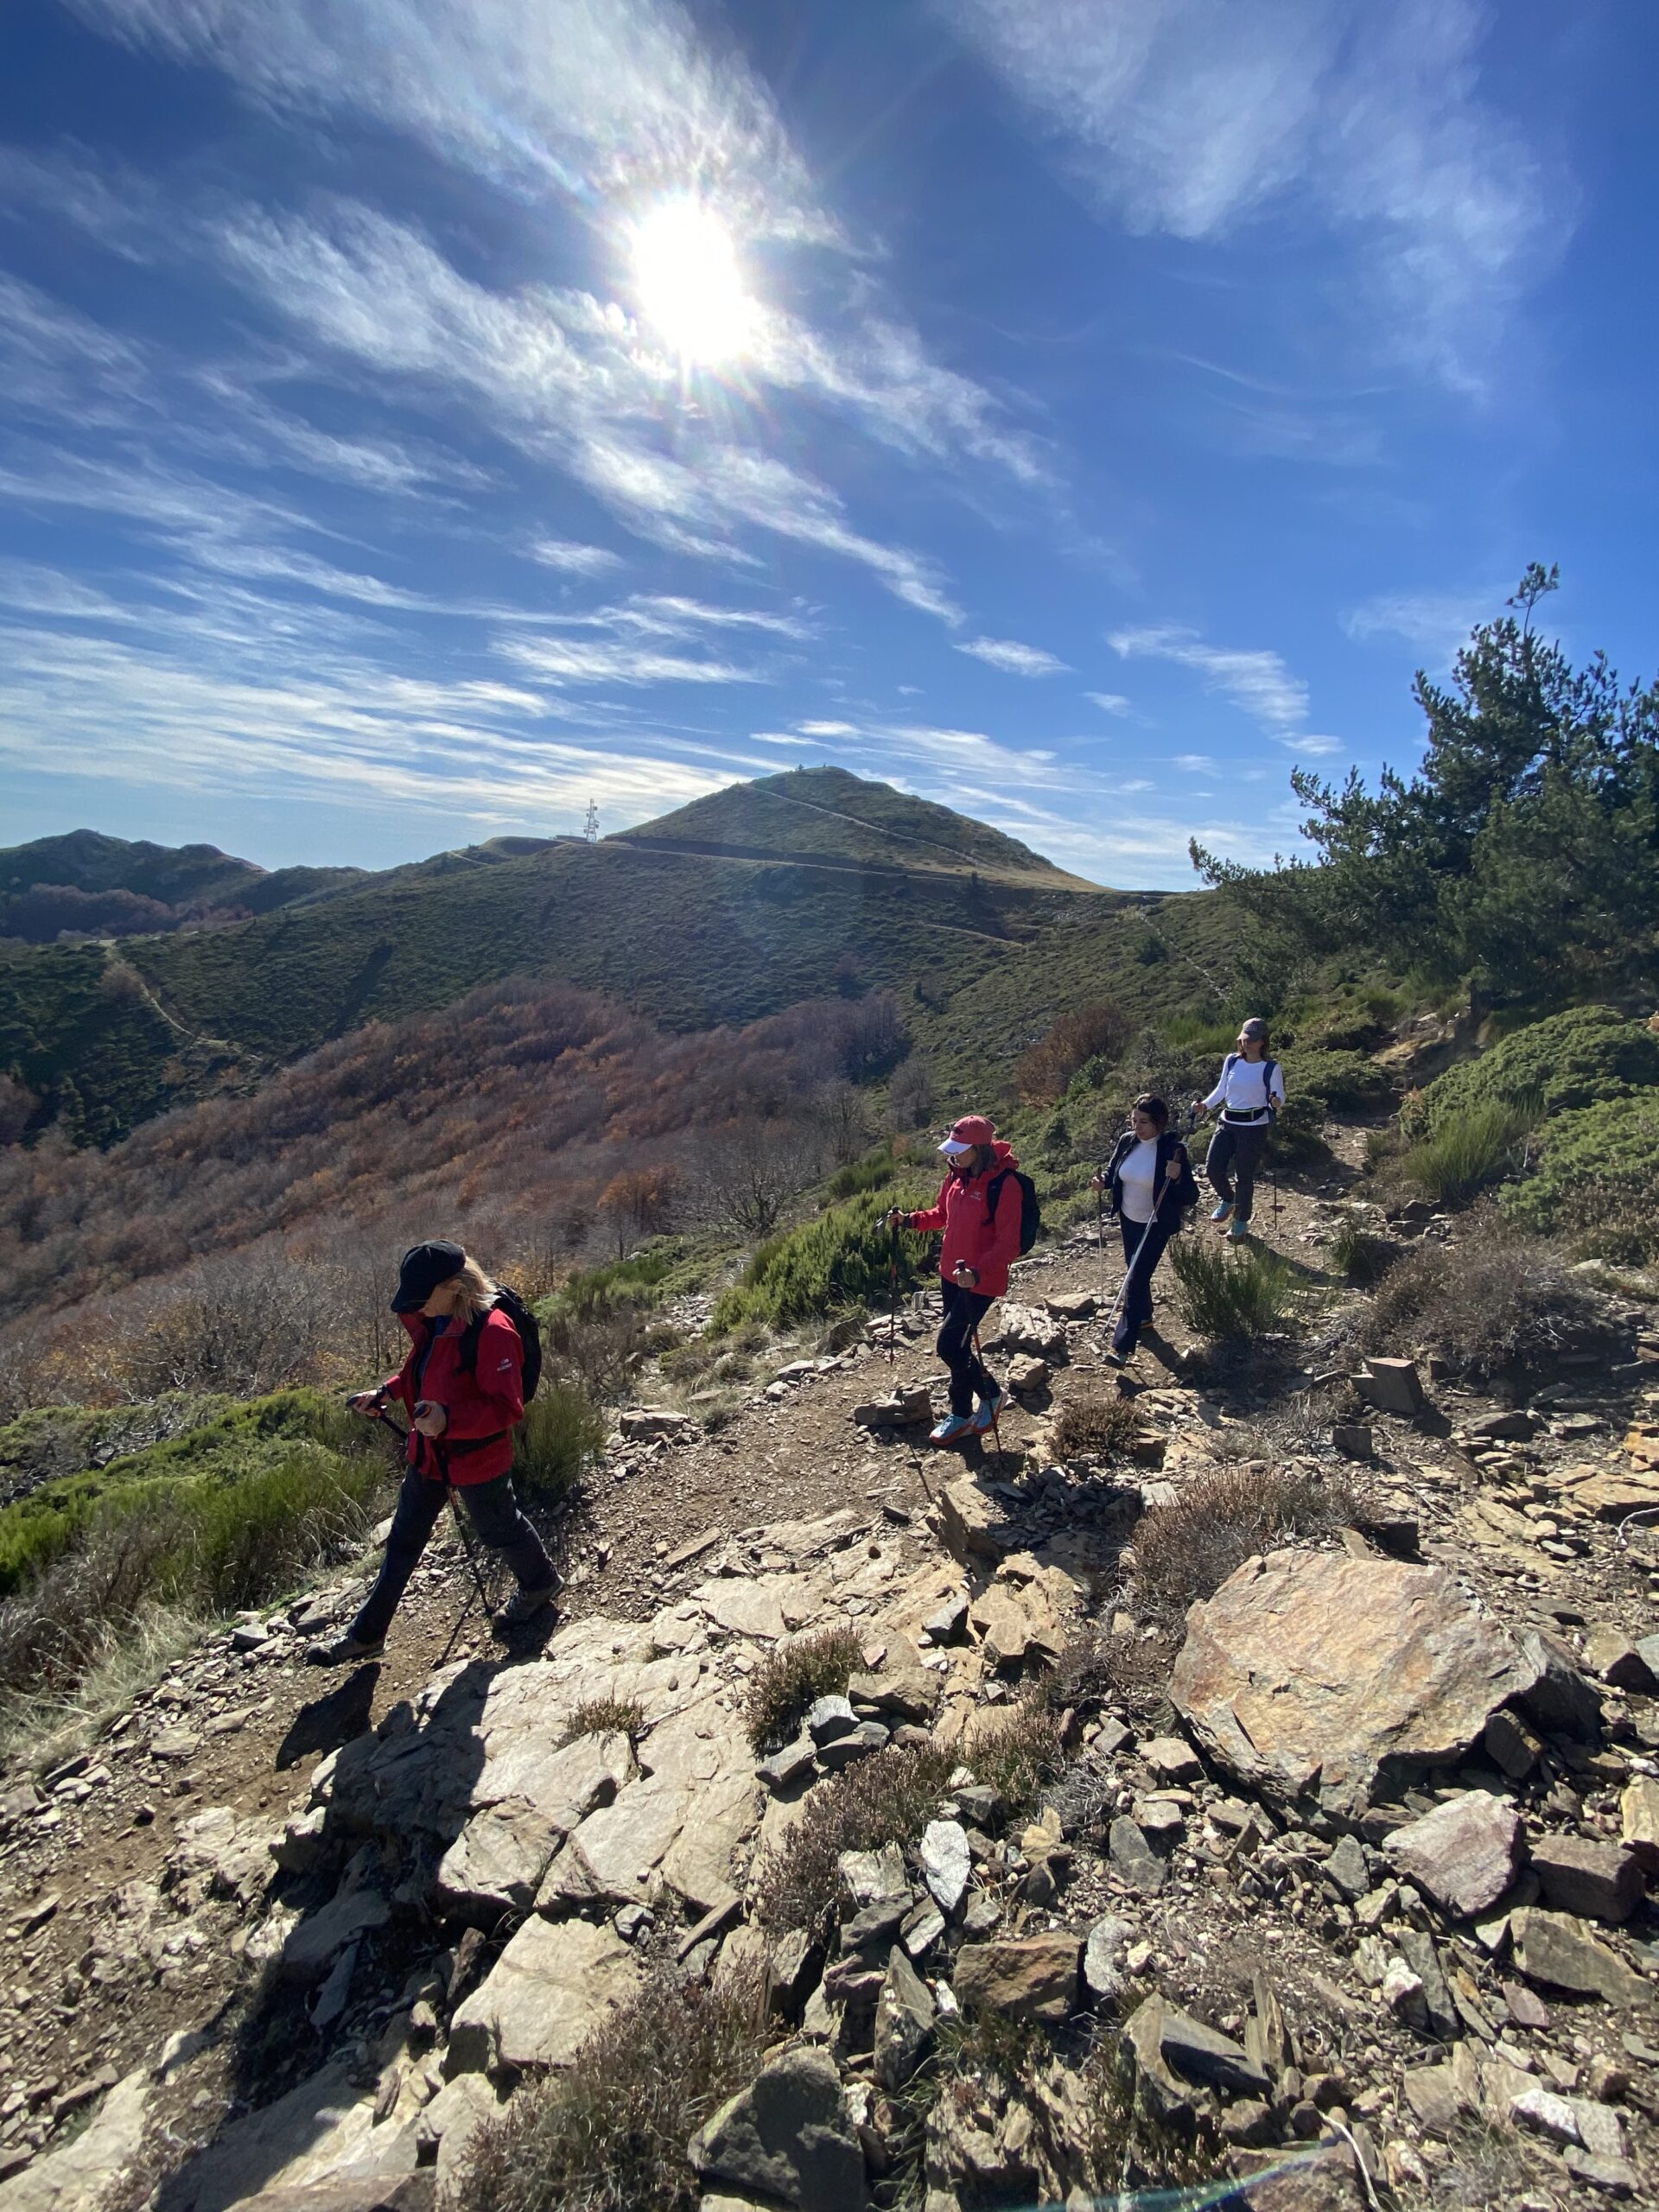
[
  {"x1": 1384, "y1": 1790, "x2": 1523, "y2": 1920},
  {"x1": 446, "y1": 1916, "x2": 637, "y2": 2075},
  {"x1": 1169, "y1": 1549, "x2": 1543, "y2": 1816},
  {"x1": 690, "y1": 2045, "x2": 868, "y2": 2212}
]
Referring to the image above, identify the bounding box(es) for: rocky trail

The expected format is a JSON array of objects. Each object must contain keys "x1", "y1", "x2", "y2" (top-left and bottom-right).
[{"x1": 3, "y1": 1123, "x2": 1658, "y2": 2211}]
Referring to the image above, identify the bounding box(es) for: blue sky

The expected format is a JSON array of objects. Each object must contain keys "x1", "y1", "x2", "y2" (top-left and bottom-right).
[{"x1": 2, "y1": 0, "x2": 1655, "y2": 887}]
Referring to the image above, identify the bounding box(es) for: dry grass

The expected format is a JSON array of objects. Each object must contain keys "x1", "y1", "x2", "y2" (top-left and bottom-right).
[
  {"x1": 566, "y1": 1696, "x2": 645, "y2": 1741},
  {"x1": 1050, "y1": 1390, "x2": 1142, "y2": 1462},
  {"x1": 1130, "y1": 1462, "x2": 1358, "y2": 1626},
  {"x1": 752, "y1": 1700, "x2": 1062, "y2": 1936},
  {"x1": 1352, "y1": 1205, "x2": 1622, "y2": 1381},
  {"x1": 743, "y1": 1624, "x2": 864, "y2": 1752},
  {"x1": 752, "y1": 1739, "x2": 953, "y2": 1934},
  {"x1": 1328, "y1": 1215, "x2": 1401, "y2": 1287},
  {"x1": 446, "y1": 1954, "x2": 769, "y2": 2212}
]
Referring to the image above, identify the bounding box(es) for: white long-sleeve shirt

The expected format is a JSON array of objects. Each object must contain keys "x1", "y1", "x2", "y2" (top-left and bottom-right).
[{"x1": 1204, "y1": 1053, "x2": 1287, "y2": 1122}]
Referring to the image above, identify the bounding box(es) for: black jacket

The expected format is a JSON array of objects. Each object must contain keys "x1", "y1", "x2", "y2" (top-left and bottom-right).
[{"x1": 1102, "y1": 1128, "x2": 1200, "y2": 1222}]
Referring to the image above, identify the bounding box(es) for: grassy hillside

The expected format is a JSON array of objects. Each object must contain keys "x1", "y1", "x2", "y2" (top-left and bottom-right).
[
  {"x1": 617, "y1": 766, "x2": 1096, "y2": 887},
  {"x1": 3, "y1": 772, "x2": 1147, "y2": 1143}
]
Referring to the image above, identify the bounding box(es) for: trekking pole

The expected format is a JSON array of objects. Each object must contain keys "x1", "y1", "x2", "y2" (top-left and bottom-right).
[
  {"x1": 1096, "y1": 1179, "x2": 1107, "y2": 1301},
  {"x1": 887, "y1": 1219, "x2": 901, "y2": 1369},
  {"x1": 970, "y1": 1321, "x2": 1004, "y2": 1459}
]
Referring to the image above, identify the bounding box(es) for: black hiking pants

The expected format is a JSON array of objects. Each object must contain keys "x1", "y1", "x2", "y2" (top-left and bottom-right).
[
  {"x1": 351, "y1": 1466, "x2": 554, "y2": 1645},
  {"x1": 937, "y1": 1281, "x2": 998, "y2": 1418},
  {"x1": 1205, "y1": 1118, "x2": 1269, "y2": 1224},
  {"x1": 1114, "y1": 1212, "x2": 1173, "y2": 1354}
]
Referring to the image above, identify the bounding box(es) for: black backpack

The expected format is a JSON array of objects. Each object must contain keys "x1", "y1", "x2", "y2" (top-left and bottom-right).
[
  {"x1": 986, "y1": 1168, "x2": 1042, "y2": 1255},
  {"x1": 460, "y1": 1285, "x2": 543, "y2": 1402}
]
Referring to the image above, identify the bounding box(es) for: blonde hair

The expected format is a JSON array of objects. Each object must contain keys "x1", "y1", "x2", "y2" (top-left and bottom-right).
[{"x1": 448, "y1": 1257, "x2": 499, "y2": 1324}]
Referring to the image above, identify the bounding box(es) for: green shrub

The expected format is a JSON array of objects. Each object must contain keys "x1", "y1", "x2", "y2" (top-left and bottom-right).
[
  {"x1": 0, "y1": 1433, "x2": 388, "y2": 1702},
  {"x1": 1285, "y1": 1048, "x2": 1393, "y2": 1113},
  {"x1": 1402, "y1": 1100, "x2": 1537, "y2": 1207},
  {"x1": 452, "y1": 1955, "x2": 769, "y2": 2212},
  {"x1": 1503, "y1": 1091, "x2": 1659, "y2": 1261},
  {"x1": 1402, "y1": 1006, "x2": 1659, "y2": 1141},
  {"x1": 710, "y1": 1189, "x2": 929, "y2": 1334},
  {"x1": 0, "y1": 1389, "x2": 375, "y2": 1595},
  {"x1": 1169, "y1": 1236, "x2": 1300, "y2": 1341},
  {"x1": 824, "y1": 1153, "x2": 896, "y2": 1202},
  {"x1": 744, "y1": 1624, "x2": 864, "y2": 1751},
  {"x1": 512, "y1": 1382, "x2": 605, "y2": 1501}
]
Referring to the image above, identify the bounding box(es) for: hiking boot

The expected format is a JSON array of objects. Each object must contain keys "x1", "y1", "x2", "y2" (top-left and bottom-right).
[
  {"x1": 968, "y1": 1390, "x2": 1007, "y2": 1435},
  {"x1": 305, "y1": 1632, "x2": 385, "y2": 1668},
  {"x1": 929, "y1": 1414, "x2": 975, "y2": 1446},
  {"x1": 1227, "y1": 1217, "x2": 1250, "y2": 1242},
  {"x1": 492, "y1": 1584, "x2": 556, "y2": 1633},
  {"x1": 1210, "y1": 1200, "x2": 1234, "y2": 1223}
]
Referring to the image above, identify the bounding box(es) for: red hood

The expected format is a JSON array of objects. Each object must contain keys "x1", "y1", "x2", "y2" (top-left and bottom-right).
[{"x1": 985, "y1": 1140, "x2": 1019, "y2": 1174}]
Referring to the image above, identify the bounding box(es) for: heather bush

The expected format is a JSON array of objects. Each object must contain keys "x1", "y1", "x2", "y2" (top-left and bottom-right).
[
  {"x1": 1131, "y1": 1464, "x2": 1358, "y2": 1625},
  {"x1": 1401, "y1": 1005, "x2": 1659, "y2": 1141},
  {"x1": 1353, "y1": 1207, "x2": 1622, "y2": 1379},
  {"x1": 452, "y1": 1955, "x2": 770, "y2": 2212},
  {"x1": 1503, "y1": 1091, "x2": 1659, "y2": 1261},
  {"x1": 744, "y1": 1624, "x2": 864, "y2": 1751},
  {"x1": 710, "y1": 1189, "x2": 929, "y2": 1334},
  {"x1": 512, "y1": 1382, "x2": 606, "y2": 1502}
]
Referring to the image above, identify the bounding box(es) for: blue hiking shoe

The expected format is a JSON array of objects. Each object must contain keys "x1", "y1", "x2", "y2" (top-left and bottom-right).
[
  {"x1": 968, "y1": 1389, "x2": 1007, "y2": 1436},
  {"x1": 930, "y1": 1414, "x2": 975, "y2": 1446},
  {"x1": 1210, "y1": 1200, "x2": 1234, "y2": 1223},
  {"x1": 1227, "y1": 1216, "x2": 1250, "y2": 1242}
]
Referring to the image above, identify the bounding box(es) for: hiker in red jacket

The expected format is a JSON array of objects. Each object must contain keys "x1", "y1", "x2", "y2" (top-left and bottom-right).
[
  {"x1": 888, "y1": 1115, "x2": 1023, "y2": 1446},
  {"x1": 306, "y1": 1241, "x2": 556, "y2": 1666}
]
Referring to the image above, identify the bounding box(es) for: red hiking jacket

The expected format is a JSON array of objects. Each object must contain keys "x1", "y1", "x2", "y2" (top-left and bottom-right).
[
  {"x1": 382, "y1": 1305, "x2": 524, "y2": 1485},
  {"x1": 908, "y1": 1141, "x2": 1026, "y2": 1300}
]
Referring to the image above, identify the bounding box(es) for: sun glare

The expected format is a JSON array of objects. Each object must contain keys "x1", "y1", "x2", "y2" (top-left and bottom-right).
[{"x1": 631, "y1": 197, "x2": 754, "y2": 366}]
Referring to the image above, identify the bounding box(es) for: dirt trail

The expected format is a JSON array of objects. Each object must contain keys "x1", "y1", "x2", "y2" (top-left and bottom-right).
[{"x1": 2, "y1": 1115, "x2": 1655, "y2": 2201}]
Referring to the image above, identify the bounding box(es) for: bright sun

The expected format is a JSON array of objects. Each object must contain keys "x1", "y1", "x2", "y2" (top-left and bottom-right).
[{"x1": 630, "y1": 197, "x2": 754, "y2": 366}]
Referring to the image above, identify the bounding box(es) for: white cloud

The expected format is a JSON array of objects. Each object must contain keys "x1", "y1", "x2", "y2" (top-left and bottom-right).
[
  {"x1": 956, "y1": 635, "x2": 1069, "y2": 677},
  {"x1": 1343, "y1": 587, "x2": 1497, "y2": 660},
  {"x1": 1109, "y1": 624, "x2": 1308, "y2": 730},
  {"x1": 940, "y1": 0, "x2": 1569, "y2": 391},
  {"x1": 1172, "y1": 753, "x2": 1213, "y2": 772},
  {"x1": 1269, "y1": 732, "x2": 1345, "y2": 757},
  {"x1": 529, "y1": 537, "x2": 624, "y2": 577},
  {"x1": 1084, "y1": 690, "x2": 1131, "y2": 715},
  {"x1": 797, "y1": 720, "x2": 858, "y2": 738}
]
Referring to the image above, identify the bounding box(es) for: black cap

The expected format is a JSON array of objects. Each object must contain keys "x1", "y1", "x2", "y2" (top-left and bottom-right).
[{"x1": 391, "y1": 1240, "x2": 466, "y2": 1313}]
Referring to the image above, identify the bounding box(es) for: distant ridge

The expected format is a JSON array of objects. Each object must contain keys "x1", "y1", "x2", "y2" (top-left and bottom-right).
[{"x1": 0, "y1": 829, "x2": 365, "y2": 916}]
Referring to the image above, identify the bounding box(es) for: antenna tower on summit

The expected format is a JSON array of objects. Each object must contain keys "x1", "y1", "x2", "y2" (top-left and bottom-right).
[{"x1": 583, "y1": 799, "x2": 600, "y2": 844}]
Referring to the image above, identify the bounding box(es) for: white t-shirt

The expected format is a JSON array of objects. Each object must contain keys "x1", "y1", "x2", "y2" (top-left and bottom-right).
[
  {"x1": 1118, "y1": 1136, "x2": 1160, "y2": 1224},
  {"x1": 1204, "y1": 1054, "x2": 1287, "y2": 1121}
]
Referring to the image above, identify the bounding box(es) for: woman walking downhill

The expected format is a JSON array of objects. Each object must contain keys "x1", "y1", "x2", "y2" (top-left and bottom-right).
[
  {"x1": 307, "y1": 1240, "x2": 558, "y2": 1666},
  {"x1": 1092, "y1": 1095, "x2": 1199, "y2": 1363},
  {"x1": 888, "y1": 1115, "x2": 1024, "y2": 1446},
  {"x1": 1192, "y1": 1018, "x2": 1286, "y2": 1242}
]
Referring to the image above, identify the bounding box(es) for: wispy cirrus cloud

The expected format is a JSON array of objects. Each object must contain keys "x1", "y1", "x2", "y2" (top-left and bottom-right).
[
  {"x1": 1109, "y1": 624, "x2": 1308, "y2": 731},
  {"x1": 956, "y1": 634, "x2": 1069, "y2": 677},
  {"x1": 1084, "y1": 690, "x2": 1131, "y2": 715},
  {"x1": 1343, "y1": 585, "x2": 1499, "y2": 662},
  {"x1": 940, "y1": 0, "x2": 1568, "y2": 393},
  {"x1": 530, "y1": 536, "x2": 624, "y2": 577}
]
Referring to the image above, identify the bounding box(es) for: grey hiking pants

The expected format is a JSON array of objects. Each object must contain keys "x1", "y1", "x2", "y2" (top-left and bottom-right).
[
  {"x1": 351, "y1": 1467, "x2": 554, "y2": 1644},
  {"x1": 1205, "y1": 1117, "x2": 1269, "y2": 1224}
]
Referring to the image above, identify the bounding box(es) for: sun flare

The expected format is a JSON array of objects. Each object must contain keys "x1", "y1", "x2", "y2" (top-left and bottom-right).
[{"x1": 630, "y1": 197, "x2": 755, "y2": 366}]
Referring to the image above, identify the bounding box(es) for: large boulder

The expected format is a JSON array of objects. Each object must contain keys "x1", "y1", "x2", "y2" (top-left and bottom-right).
[
  {"x1": 1169, "y1": 1551, "x2": 1544, "y2": 1816},
  {"x1": 689, "y1": 2045, "x2": 868, "y2": 2211}
]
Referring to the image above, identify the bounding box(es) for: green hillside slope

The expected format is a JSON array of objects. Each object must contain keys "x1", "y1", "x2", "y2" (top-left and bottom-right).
[
  {"x1": 618, "y1": 766, "x2": 1096, "y2": 887},
  {"x1": 0, "y1": 773, "x2": 1216, "y2": 1145}
]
